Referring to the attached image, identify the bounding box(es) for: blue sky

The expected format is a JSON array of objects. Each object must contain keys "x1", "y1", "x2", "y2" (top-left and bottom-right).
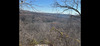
[{"x1": 21, "y1": 0, "x2": 81, "y2": 15}]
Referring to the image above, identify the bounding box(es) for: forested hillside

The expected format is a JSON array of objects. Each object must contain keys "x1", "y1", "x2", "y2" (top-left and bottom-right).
[{"x1": 19, "y1": 10, "x2": 81, "y2": 46}]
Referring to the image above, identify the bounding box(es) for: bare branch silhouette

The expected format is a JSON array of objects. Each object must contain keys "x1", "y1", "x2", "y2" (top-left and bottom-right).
[
  {"x1": 19, "y1": 0, "x2": 40, "y2": 12},
  {"x1": 53, "y1": 0, "x2": 81, "y2": 16}
]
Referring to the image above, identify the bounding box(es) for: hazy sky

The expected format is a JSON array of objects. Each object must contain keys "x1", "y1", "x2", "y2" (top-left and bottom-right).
[{"x1": 21, "y1": 0, "x2": 81, "y2": 15}]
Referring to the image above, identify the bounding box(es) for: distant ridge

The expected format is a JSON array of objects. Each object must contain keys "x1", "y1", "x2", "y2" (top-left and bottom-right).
[
  {"x1": 19, "y1": 9, "x2": 80, "y2": 19},
  {"x1": 20, "y1": 10, "x2": 76, "y2": 15}
]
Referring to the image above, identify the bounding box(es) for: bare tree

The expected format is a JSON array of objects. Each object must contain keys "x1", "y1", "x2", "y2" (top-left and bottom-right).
[
  {"x1": 53, "y1": 0, "x2": 81, "y2": 16},
  {"x1": 19, "y1": 0, "x2": 39, "y2": 11}
]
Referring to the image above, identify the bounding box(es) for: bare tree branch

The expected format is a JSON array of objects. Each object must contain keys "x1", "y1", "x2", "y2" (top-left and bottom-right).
[
  {"x1": 54, "y1": 0, "x2": 81, "y2": 16},
  {"x1": 19, "y1": 0, "x2": 40, "y2": 12},
  {"x1": 61, "y1": 9, "x2": 69, "y2": 13}
]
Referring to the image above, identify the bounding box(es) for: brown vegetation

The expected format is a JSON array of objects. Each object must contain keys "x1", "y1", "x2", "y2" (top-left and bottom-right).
[{"x1": 19, "y1": 10, "x2": 81, "y2": 46}]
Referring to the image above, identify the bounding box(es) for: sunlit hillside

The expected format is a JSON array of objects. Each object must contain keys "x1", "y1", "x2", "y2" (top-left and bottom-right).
[{"x1": 19, "y1": 10, "x2": 81, "y2": 46}]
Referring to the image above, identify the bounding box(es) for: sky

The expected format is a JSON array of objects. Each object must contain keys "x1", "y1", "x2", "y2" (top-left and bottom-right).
[{"x1": 20, "y1": 0, "x2": 81, "y2": 15}]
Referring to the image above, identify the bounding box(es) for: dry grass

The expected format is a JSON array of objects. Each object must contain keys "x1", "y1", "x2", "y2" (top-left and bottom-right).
[{"x1": 19, "y1": 10, "x2": 81, "y2": 46}]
